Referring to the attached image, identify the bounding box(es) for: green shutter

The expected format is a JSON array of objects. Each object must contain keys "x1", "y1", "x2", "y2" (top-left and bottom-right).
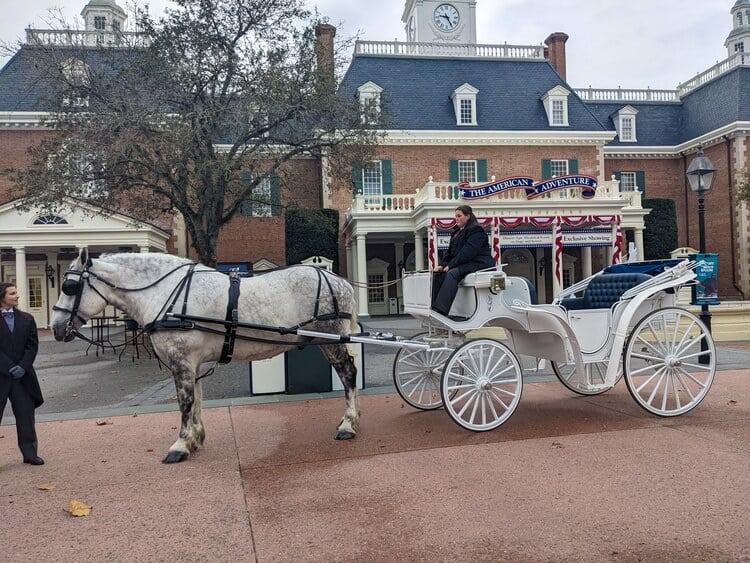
[
  {"x1": 352, "y1": 164, "x2": 363, "y2": 195},
  {"x1": 613, "y1": 171, "x2": 622, "y2": 182},
  {"x1": 381, "y1": 160, "x2": 392, "y2": 195},
  {"x1": 568, "y1": 159, "x2": 578, "y2": 174},
  {"x1": 542, "y1": 159, "x2": 552, "y2": 180},
  {"x1": 635, "y1": 171, "x2": 646, "y2": 197},
  {"x1": 449, "y1": 160, "x2": 459, "y2": 182},
  {"x1": 270, "y1": 173, "x2": 281, "y2": 216},
  {"x1": 477, "y1": 159, "x2": 488, "y2": 182},
  {"x1": 241, "y1": 172, "x2": 254, "y2": 216}
]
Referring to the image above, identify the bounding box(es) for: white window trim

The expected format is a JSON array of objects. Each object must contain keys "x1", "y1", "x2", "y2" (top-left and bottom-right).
[
  {"x1": 451, "y1": 83, "x2": 479, "y2": 126},
  {"x1": 614, "y1": 105, "x2": 639, "y2": 143},
  {"x1": 357, "y1": 81, "x2": 384, "y2": 124},
  {"x1": 541, "y1": 85, "x2": 570, "y2": 127},
  {"x1": 458, "y1": 159, "x2": 478, "y2": 182}
]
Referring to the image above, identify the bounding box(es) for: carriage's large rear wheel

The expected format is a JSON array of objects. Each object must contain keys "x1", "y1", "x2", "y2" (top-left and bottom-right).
[
  {"x1": 624, "y1": 307, "x2": 715, "y2": 416},
  {"x1": 393, "y1": 332, "x2": 454, "y2": 410},
  {"x1": 440, "y1": 339, "x2": 522, "y2": 431},
  {"x1": 551, "y1": 360, "x2": 622, "y2": 396}
]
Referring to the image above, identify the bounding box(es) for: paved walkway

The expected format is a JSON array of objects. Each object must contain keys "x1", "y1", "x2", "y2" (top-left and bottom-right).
[{"x1": 1, "y1": 367, "x2": 749, "y2": 561}]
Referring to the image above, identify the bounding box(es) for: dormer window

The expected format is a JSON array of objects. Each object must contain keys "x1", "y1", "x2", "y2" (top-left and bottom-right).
[
  {"x1": 541, "y1": 85, "x2": 570, "y2": 127},
  {"x1": 94, "y1": 16, "x2": 106, "y2": 31},
  {"x1": 451, "y1": 83, "x2": 478, "y2": 126},
  {"x1": 357, "y1": 81, "x2": 383, "y2": 124},
  {"x1": 613, "y1": 105, "x2": 639, "y2": 142}
]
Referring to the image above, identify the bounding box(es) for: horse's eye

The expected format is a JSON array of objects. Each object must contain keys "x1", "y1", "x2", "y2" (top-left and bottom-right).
[{"x1": 61, "y1": 280, "x2": 80, "y2": 296}]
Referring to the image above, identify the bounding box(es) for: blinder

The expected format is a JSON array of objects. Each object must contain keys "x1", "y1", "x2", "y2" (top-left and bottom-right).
[{"x1": 62, "y1": 278, "x2": 82, "y2": 296}]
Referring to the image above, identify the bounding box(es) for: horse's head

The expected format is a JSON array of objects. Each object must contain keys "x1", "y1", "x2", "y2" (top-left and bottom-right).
[{"x1": 51, "y1": 248, "x2": 109, "y2": 342}]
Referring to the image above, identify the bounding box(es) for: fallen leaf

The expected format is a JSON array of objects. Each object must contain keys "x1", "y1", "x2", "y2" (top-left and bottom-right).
[
  {"x1": 65, "y1": 500, "x2": 92, "y2": 517},
  {"x1": 37, "y1": 484, "x2": 56, "y2": 491},
  {"x1": 95, "y1": 419, "x2": 113, "y2": 426},
  {"x1": 728, "y1": 399, "x2": 738, "y2": 405},
  {"x1": 552, "y1": 441, "x2": 564, "y2": 449},
  {"x1": 146, "y1": 449, "x2": 154, "y2": 452}
]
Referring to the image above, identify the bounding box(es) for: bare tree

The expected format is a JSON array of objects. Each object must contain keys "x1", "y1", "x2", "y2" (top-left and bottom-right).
[{"x1": 6, "y1": 0, "x2": 377, "y2": 266}]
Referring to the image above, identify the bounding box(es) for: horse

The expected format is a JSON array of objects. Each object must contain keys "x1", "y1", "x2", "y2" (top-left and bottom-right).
[{"x1": 50, "y1": 249, "x2": 360, "y2": 463}]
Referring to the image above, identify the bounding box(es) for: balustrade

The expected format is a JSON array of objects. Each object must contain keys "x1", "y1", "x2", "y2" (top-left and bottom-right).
[{"x1": 354, "y1": 40, "x2": 544, "y2": 60}]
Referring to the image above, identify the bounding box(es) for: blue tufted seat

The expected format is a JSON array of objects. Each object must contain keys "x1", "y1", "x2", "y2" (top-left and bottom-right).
[{"x1": 560, "y1": 272, "x2": 652, "y2": 310}]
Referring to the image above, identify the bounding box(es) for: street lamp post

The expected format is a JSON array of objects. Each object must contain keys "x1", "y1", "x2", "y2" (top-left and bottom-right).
[{"x1": 686, "y1": 146, "x2": 716, "y2": 364}]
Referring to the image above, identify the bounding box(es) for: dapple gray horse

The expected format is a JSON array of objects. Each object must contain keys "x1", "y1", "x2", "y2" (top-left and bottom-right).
[{"x1": 51, "y1": 249, "x2": 360, "y2": 463}]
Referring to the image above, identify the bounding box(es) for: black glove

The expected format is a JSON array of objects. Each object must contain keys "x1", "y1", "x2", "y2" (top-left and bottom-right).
[{"x1": 9, "y1": 365, "x2": 25, "y2": 379}]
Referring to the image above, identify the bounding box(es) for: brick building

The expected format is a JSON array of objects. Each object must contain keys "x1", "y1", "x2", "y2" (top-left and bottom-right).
[{"x1": 1, "y1": 0, "x2": 749, "y2": 324}]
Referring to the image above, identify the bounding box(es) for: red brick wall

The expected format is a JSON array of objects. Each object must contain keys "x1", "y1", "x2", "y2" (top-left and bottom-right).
[{"x1": 0, "y1": 130, "x2": 50, "y2": 202}]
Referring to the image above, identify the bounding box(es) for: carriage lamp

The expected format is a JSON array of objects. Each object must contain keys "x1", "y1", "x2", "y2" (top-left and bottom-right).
[
  {"x1": 45, "y1": 264, "x2": 56, "y2": 288},
  {"x1": 489, "y1": 274, "x2": 506, "y2": 294},
  {"x1": 686, "y1": 146, "x2": 716, "y2": 364}
]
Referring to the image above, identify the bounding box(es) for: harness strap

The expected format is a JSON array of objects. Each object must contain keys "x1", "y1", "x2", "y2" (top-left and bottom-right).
[{"x1": 219, "y1": 271, "x2": 241, "y2": 364}]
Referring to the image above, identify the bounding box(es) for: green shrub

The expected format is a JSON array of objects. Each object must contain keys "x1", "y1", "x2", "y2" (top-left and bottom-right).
[
  {"x1": 642, "y1": 198, "x2": 678, "y2": 260},
  {"x1": 285, "y1": 208, "x2": 340, "y2": 272}
]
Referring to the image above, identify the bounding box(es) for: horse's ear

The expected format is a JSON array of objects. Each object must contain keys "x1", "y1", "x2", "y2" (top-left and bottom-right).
[{"x1": 79, "y1": 248, "x2": 89, "y2": 266}]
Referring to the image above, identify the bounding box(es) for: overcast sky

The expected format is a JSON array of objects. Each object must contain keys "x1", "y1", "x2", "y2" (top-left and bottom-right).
[{"x1": 0, "y1": 0, "x2": 733, "y2": 89}]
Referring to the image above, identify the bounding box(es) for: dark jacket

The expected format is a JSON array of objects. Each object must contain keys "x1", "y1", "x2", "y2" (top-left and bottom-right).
[
  {"x1": 0, "y1": 310, "x2": 43, "y2": 407},
  {"x1": 441, "y1": 222, "x2": 495, "y2": 273}
]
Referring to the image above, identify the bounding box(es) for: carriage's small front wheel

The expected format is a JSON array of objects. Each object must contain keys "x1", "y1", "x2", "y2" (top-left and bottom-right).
[
  {"x1": 441, "y1": 339, "x2": 522, "y2": 431},
  {"x1": 624, "y1": 307, "x2": 716, "y2": 416},
  {"x1": 393, "y1": 332, "x2": 454, "y2": 410},
  {"x1": 551, "y1": 360, "x2": 622, "y2": 396}
]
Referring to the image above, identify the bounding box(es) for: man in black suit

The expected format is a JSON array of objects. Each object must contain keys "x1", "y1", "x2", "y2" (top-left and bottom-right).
[
  {"x1": 0, "y1": 282, "x2": 44, "y2": 465},
  {"x1": 432, "y1": 205, "x2": 496, "y2": 316}
]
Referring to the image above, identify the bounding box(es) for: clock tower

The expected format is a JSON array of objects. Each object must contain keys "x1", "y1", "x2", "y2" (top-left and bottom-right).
[{"x1": 403, "y1": 0, "x2": 477, "y2": 44}]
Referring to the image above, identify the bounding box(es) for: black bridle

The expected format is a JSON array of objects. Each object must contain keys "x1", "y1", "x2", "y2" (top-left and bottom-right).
[{"x1": 52, "y1": 258, "x2": 197, "y2": 340}]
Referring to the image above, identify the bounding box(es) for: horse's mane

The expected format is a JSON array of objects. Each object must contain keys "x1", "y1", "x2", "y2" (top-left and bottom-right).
[{"x1": 97, "y1": 252, "x2": 196, "y2": 269}]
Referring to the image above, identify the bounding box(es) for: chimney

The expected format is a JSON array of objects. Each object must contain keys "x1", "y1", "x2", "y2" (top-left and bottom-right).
[
  {"x1": 315, "y1": 23, "x2": 337, "y2": 94},
  {"x1": 544, "y1": 32, "x2": 569, "y2": 80}
]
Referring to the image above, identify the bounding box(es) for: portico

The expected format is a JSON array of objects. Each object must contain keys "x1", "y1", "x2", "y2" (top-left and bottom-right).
[{"x1": 0, "y1": 199, "x2": 169, "y2": 328}]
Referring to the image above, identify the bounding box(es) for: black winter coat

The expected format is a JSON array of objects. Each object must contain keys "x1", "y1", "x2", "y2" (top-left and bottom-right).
[
  {"x1": 441, "y1": 222, "x2": 495, "y2": 273},
  {"x1": 0, "y1": 310, "x2": 43, "y2": 408}
]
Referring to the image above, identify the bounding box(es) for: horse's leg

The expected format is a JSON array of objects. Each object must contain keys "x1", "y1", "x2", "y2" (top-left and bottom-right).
[
  {"x1": 191, "y1": 377, "x2": 205, "y2": 447},
  {"x1": 163, "y1": 359, "x2": 199, "y2": 463},
  {"x1": 321, "y1": 343, "x2": 359, "y2": 440}
]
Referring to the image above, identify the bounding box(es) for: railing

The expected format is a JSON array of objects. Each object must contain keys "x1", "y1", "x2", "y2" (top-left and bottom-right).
[
  {"x1": 354, "y1": 40, "x2": 545, "y2": 60},
  {"x1": 574, "y1": 87, "x2": 679, "y2": 102},
  {"x1": 677, "y1": 52, "x2": 750, "y2": 97},
  {"x1": 347, "y1": 177, "x2": 642, "y2": 219},
  {"x1": 25, "y1": 28, "x2": 148, "y2": 47}
]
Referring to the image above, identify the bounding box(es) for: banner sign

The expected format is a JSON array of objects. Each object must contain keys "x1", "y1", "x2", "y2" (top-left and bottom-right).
[
  {"x1": 690, "y1": 253, "x2": 720, "y2": 305},
  {"x1": 459, "y1": 174, "x2": 598, "y2": 201},
  {"x1": 438, "y1": 229, "x2": 613, "y2": 250}
]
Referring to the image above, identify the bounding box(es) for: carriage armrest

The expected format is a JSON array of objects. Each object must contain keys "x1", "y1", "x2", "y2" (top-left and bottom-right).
[{"x1": 460, "y1": 268, "x2": 503, "y2": 289}]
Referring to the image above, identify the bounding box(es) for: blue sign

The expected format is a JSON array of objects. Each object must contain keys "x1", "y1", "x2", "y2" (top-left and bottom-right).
[
  {"x1": 458, "y1": 174, "x2": 598, "y2": 200},
  {"x1": 690, "y1": 253, "x2": 720, "y2": 305}
]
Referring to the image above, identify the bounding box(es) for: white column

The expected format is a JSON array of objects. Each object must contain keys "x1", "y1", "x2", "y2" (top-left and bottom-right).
[
  {"x1": 14, "y1": 247, "x2": 28, "y2": 311},
  {"x1": 582, "y1": 246, "x2": 592, "y2": 279},
  {"x1": 394, "y1": 242, "x2": 405, "y2": 314},
  {"x1": 356, "y1": 234, "x2": 369, "y2": 317},
  {"x1": 346, "y1": 243, "x2": 353, "y2": 281},
  {"x1": 634, "y1": 228, "x2": 644, "y2": 262},
  {"x1": 414, "y1": 233, "x2": 424, "y2": 271}
]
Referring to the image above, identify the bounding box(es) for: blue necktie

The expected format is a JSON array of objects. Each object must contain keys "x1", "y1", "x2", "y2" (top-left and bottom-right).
[{"x1": 2, "y1": 310, "x2": 14, "y2": 333}]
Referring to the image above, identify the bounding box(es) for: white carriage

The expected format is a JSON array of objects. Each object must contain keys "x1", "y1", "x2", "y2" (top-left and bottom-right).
[{"x1": 392, "y1": 259, "x2": 716, "y2": 431}]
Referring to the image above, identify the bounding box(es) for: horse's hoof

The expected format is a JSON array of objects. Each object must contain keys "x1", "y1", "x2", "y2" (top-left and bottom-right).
[
  {"x1": 162, "y1": 451, "x2": 189, "y2": 463},
  {"x1": 335, "y1": 430, "x2": 355, "y2": 440}
]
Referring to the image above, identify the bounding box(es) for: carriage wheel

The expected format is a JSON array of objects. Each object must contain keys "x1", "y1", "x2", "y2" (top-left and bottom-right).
[
  {"x1": 393, "y1": 332, "x2": 454, "y2": 410},
  {"x1": 551, "y1": 360, "x2": 623, "y2": 396},
  {"x1": 440, "y1": 339, "x2": 522, "y2": 431},
  {"x1": 624, "y1": 307, "x2": 716, "y2": 417}
]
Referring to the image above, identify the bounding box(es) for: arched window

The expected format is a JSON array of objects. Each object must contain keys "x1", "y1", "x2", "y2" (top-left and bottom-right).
[{"x1": 33, "y1": 215, "x2": 69, "y2": 225}]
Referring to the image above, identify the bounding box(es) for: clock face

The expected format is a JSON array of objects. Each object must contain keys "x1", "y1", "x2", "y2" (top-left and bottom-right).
[{"x1": 433, "y1": 3, "x2": 460, "y2": 32}]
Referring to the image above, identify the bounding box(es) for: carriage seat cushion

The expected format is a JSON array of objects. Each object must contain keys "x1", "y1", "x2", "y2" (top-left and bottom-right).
[{"x1": 561, "y1": 272, "x2": 652, "y2": 310}]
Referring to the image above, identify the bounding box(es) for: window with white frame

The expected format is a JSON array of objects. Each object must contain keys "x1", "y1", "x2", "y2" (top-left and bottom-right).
[
  {"x1": 357, "y1": 81, "x2": 383, "y2": 124},
  {"x1": 458, "y1": 160, "x2": 477, "y2": 183},
  {"x1": 739, "y1": 12, "x2": 744, "y2": 26},
  {"x1": 251, "y1": 177, "x2": 272, "y2": 217},
  {"x1": 94, "y1": 16, "x2": 106, "y2": 30},
  {"x1": 550, "y1": 159, "x2": 569, "y2": 177},
  {"x1": 551, "y1": 99, "x2": 565, "y2": 125},
  {"x1": 541, "y1": 85, "x2": 570, "y2": 127},
  {"x1": 735, "y1": 42, "x2": 745, "y2": 53},
  {"x1": 614, "y1": 105, "x2": 638, "y2": 142},
  {"x1": 451, "y1": 83, "x2": 479, "y2": 126},
  {"x1": 619, "y1": 172, "x2": 637, "y2": 192},
  {"x1": 361, "y1": 161, "x2": 383, "y2": 207},
  {"x1": 367, "y1": 274, "x2": 385, "y2": 303}
]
